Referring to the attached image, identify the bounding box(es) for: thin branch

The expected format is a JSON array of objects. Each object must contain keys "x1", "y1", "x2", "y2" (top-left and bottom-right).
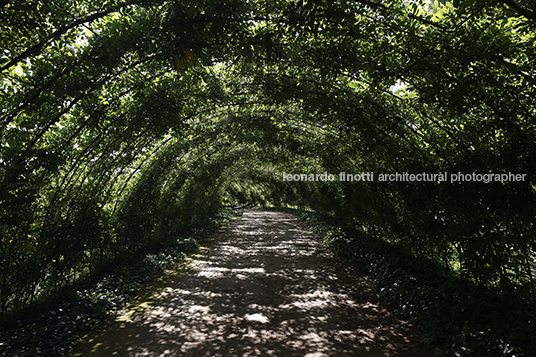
[
  {"x1": 0, "y1": 8, "x2": 117, "y2": 73},
  {"x1": 500, "y1": 0, "x2": 536, "y2": 21}
]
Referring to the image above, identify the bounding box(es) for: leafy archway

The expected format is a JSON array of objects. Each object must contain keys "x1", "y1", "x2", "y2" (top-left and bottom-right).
[{"x1": 1, "y1": 0, "x2": 536, "y2": 337}]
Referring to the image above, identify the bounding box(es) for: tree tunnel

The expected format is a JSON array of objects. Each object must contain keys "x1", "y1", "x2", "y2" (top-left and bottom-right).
[{"x1": 1, "y1": 0, "x2": 536, "y2": 323}]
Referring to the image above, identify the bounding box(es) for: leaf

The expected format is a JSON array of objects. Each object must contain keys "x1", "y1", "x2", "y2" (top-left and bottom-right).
[{"x1": 174, "y1": 50, "x2": 201, "y2": 72}]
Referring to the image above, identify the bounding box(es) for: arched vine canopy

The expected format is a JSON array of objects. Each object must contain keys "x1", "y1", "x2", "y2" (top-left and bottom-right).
[{"x1": 1, "y1": 0, "x2": 536, "y2": 315}]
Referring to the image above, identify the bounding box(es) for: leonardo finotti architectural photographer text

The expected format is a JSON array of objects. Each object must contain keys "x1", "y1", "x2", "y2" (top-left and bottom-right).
[{"x1": 281, "y1": 172, "x2": 527, "y2": 184}]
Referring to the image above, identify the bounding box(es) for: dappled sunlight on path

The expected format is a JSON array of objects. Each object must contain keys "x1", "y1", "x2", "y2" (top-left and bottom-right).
[{"x1": 69, "y1": 210, "x2": 434, "y2": 356}]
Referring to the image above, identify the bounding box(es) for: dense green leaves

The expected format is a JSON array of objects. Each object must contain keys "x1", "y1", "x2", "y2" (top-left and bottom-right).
[
  {"x1": 303, "y1": 210, "x2": 536, "y2": 356},
  {"x1": 1, "y1": 0, "x2": 536, "y2": 354}
]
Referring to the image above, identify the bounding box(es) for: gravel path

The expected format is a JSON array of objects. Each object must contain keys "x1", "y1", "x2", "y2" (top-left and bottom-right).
[{"x1": 69, "y1": 209, "x2": 434, "y2": 357}]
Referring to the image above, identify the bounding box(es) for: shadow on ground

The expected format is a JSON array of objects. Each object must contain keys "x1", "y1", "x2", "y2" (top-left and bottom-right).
[{"x1": 68, "y1": 210, "x2": 435, "y2": 357}]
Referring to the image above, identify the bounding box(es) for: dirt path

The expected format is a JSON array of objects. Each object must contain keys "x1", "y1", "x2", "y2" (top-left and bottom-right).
[{"x1": 69, "y1": 210, "x2": 435, "y2": 357}]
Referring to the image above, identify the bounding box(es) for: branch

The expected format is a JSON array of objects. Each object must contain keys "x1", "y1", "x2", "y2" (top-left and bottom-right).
[
  {"x1": 500, "y1": 0, "x2": 536, "y2": 21},
  {"x1": 0, "y1": 8, "x2": 116, "y2": 73},
  {"x1": 355, "y1": 0, "x2": 448, "y2": 30}
]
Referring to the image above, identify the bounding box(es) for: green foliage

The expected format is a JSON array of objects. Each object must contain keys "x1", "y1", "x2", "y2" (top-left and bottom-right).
[
  {"x1": 0, "y1": 210, "x2": 235, "y2": 357},
  {"x1": 1, "y1": 0, "x2": 536, "y2": 355},
  {"x1": 302, "y1": 211, "x2": 536, "y2": 356}
]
